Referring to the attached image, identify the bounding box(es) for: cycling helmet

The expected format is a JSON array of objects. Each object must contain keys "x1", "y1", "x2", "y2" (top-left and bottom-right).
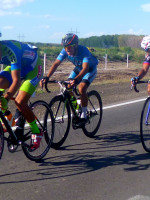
[
  {"x1": 141, "y1": 35, "x2": 150, "y2": 51},
  {"x1": 61, "y1": 33, "x2": 78, "y2": 47}
]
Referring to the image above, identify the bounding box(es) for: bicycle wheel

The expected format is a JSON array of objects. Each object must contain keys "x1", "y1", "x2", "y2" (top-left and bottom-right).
[
  {"x1": 0, "y1": 122, "x2": 4, "y2": 159},
  {"x1": 140, "y1": 97, "x2": 150, "y2": 153},
  {"x1": 82, "y1": 90, "x2": 103, "y2": 137},
  {"x1": 22, "y1": 100, "x2": 54, "y2": 161},
  {"x1": 49, "y1": 95, "x2": 71, "y2": 149}
]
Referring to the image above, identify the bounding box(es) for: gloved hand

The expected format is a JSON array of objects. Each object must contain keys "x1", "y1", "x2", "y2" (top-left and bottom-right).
[
  {"x1": 0, "y1": 96, "x2": 8, "y2": 113},
  {"x1": 131, "y1": 76, "x2": 140, "y2": 85}
]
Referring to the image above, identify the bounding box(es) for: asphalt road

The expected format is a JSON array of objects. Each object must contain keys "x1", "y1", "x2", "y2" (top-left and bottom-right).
[{"x1": 1, "y1": 98, "x2": 150, "y2": 200}]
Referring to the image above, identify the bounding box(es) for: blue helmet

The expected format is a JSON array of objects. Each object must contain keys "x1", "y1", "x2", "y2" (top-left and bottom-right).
[{"x1": 61, "y1": 33, "x2": 78, "y2": 47}]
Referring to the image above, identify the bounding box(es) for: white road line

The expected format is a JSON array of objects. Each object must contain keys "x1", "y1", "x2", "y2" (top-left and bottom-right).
[
  {"x1": 103, "y1": 98, "x2": 146, "y2": 110},
  {"x1": 128, "y1": 195, "x2": 150, "y2": 200}
]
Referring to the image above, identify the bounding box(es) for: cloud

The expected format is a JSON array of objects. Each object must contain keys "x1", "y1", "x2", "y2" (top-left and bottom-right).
[
  {"x1": 2, "y1": 26, "x2": 14, "y2": 30},
  {"x1": 141, "y1": 4, "x2": 150, "y2": 12},
  {"x1": 0, "y1": 0, "x2": 34, "y2": 10},
  {"x1": 0, "y1": 10, "x2": 21, "y2": 16},
  {"x1": 127, "y1": 28, "x2": 145, "y2": 35}
]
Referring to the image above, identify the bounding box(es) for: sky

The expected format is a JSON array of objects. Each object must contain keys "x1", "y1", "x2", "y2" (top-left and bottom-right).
[{"x1": 1, "y1": 0, "x2": 150, "y2": 44}]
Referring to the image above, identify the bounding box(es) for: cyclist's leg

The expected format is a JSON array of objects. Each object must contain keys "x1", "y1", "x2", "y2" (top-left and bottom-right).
[
  {"x1": 79, "y1": 68, "x2": 97, "y2": 120},
  {"x1": 15, "y1": 58, "x2": 43, "y2": 149},
  {"x1": 68, "y1": 66, "x2": 80, "y2": 95}
]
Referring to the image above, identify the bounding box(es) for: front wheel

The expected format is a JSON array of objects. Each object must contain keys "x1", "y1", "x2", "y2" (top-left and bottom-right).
[
  {"x1": 49, "y1": 95, "x2": 71, "y2": 149},
  {"x1": 140, "y1": 97, "x2": 150, "y2": 153},
  {"x1": 0, "y1": 122, "x2": 4, "y2": 159},
  {"x1": 22, "y1": 100, "x2": 54, "y2": 161},
  {"x1": 82, "y1": 90, "x2": 103, "y2": 137}
]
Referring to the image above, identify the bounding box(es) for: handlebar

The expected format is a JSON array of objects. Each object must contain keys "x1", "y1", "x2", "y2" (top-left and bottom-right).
[
  {"x1": 131, "y1": 80, "x2": 148, "y2": 93},
  {"x1": 44, "y1": 80, "x2": 79, "y2": 96}
]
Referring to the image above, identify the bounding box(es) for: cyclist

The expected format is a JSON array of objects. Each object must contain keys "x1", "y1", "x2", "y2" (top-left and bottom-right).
[
  {"x1": 131, "y1": 35, "x2": 150, "y2": 94},
  {"x1": 41, "y1": 33, "x2": 99, "y2": 127},
  {"x1": 0, "y1": 40, "x2": 43, "y2": 150}
]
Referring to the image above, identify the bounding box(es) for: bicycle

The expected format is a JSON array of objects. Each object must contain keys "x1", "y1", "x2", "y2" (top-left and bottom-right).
[
  {"x1": 131, "y1": 80, "x2": 150, "y2": 152},
  {"x1": 45, "y1": 80, "x2": 103, "y2": 149},
  {"x1": 0, "y1": 91, "x2": 54, "y2": 161}
]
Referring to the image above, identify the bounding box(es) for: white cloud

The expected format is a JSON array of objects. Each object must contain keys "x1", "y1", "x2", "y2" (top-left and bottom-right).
[
  {"x1": 40, "y1": 14, "x2": 72, "y2": 21},
  {"x1": 141, "y1": 4, "x2": 150, "y2": 12},
  {"x1": 0, "y1": 10, "x2": 21, "y2": 16},
  {"x1": 0, "y1": 0, "x2": 34, "y2": 10},
  {"x1": 127, "y1": 28, "x2": 145, "y2": 35},
  {"x1": 3, "y1": 26, "x2": 14, "y2": 30}
]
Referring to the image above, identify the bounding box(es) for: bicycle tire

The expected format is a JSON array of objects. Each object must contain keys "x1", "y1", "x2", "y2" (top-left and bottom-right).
[
  {"x1": 0, "y1": 122, "x2": 4, "y2": 159},
  {"x1": 140, "y1": 97, "x2": 150, "y2": 153},
  {"x1": 82, "y1": 90, "x2": 103, "y2": 137},
  {"x1": 49, "y1": 95, "x2": 71, "y2": 149},
  {"x1": 22, "y1": 100, "x2": 54, "y2": 161}
]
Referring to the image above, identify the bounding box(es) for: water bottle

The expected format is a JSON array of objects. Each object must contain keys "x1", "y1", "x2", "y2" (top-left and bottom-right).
[{"x1": 70, "y1": 96, "x2": 79, "y2": 110}]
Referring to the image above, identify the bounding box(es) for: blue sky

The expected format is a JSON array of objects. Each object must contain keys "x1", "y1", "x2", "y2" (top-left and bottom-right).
[{"x1": 0, "y1": 0, "x2": 150, "y2": 44}]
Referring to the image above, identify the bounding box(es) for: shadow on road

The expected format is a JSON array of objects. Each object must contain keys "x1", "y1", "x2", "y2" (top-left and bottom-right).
[{"x1": 0, "y1": 130, "x2": 150, "y2": 184}]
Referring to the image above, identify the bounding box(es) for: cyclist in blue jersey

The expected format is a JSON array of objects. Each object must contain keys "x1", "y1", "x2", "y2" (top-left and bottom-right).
[
  {"x1": 41, "y1": 33, "x2": 98, "y2": 126},
  {"x1": 131, "y1": 35, "x2": 150, "y2": 94},
  {"x1": 0, "y1": 40, "x2": 43, "y2": 150}
]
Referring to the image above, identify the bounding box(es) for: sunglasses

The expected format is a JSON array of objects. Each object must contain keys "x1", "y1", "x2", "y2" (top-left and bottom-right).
[{"x1": 64, "y1": 44, "x2": 75, "y2": 50}]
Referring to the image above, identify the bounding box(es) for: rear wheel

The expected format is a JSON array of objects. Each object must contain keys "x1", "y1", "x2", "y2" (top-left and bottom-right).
[
  {"x1": 22, "y1": 100, "x2": 54, "y2": 161},
  {"x1": 82, "y1": 90, "x2": 103, "y2": 137},
  {"x1": 49, "y1": 95, "x2": 71, "y2": 149},
  {"x1": 140, "y1": 97, "x2": 150, "y2": 153}
]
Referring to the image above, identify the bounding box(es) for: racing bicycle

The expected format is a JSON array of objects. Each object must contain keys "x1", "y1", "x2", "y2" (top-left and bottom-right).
[
  {"x1": 45, "y1": 80, "x2": 103, "y2": 149},
  {"x1": 0, "y1": 92, "x2": 54, "y2": 161},
  {"x1": 131, "y1": 80, "x2": 150, "y2": 153}
]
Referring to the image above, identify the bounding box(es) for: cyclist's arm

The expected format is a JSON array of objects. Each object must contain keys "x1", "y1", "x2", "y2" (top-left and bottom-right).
[
  {"x1": 137, "y1": 63, "x2": 150, "y2": 80},
  {"x1": 4, "y1": 69, "x2": 21, "y2": 101}
]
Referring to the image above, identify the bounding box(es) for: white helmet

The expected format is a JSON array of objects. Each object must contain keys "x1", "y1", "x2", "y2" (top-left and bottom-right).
[{"x1": 141, "y1": 35, "x2": 150, "y2": 51}]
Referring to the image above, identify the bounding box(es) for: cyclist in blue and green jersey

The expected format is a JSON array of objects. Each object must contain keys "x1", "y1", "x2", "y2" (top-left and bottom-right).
[
  {"x1": 0, "y1": 40, "x2": 43, "y2": 150},
  {"x1": 41, "y1": 33, "x2": 98, "y2": 127}
]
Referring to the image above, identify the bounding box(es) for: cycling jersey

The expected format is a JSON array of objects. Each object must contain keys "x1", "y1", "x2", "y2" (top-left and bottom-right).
[
  {"x1": 57, "y1": 45, "x2": 98, "y2": 71},
  {"x1": 142, "y1": 53, "x2": 150, "y2": 65},
  {"x1": 0, "y1": 40, "x2": 43, "y2": 95},
  {"x1": 0, "y1": 40, "x2": 39, "y2": 78}
]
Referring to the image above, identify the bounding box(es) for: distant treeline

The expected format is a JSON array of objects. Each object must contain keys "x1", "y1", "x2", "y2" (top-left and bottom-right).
[
  {"x1": 79, "y1": 34, "x2": 144, "y2": 48},
  {"x1": 30, "y1": 34, "x2": 146, "y2": 63},
  {"x1": 31, "y1": 34, "x2": 144, "y2": 49}
]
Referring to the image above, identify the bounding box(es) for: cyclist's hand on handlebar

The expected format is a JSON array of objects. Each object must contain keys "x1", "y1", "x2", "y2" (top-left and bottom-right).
[
  {"x1": 69, "y1": 79, "x2": 76, "y2": 86},
  {"x1": 131, "y1": 76, "x2": 140, "y2": 86},
  {"x1": 40, "y1": 77, "x2": 49, "y2": 89},
  {"x1": 69, "y1": 79, "x2": 79, "y2": 87}
]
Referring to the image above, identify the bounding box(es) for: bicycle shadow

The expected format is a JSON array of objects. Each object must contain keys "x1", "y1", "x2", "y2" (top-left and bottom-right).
[{"x1": 0, "y1": 130, "x2": 150, "y2": 184}]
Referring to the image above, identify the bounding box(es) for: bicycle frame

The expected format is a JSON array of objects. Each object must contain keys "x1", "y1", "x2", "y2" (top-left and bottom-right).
[{"x1": 0, "y1": 110, "x2": 18, "y2": 143}]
